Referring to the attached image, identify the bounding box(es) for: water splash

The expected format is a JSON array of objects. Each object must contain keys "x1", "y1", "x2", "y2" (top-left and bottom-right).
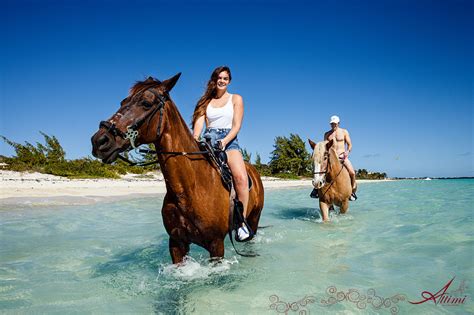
[{"x1": 158, "y1": 255, "x2": 238, "y2": 282}]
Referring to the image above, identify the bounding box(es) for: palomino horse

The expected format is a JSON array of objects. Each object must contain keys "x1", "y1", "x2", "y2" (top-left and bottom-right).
[
  {"x1": 308, "y1": 139, "x2": 353, "y2": 221},
  {"x1": 91, "y1": 73, "x2": 264, "y2": 264}
]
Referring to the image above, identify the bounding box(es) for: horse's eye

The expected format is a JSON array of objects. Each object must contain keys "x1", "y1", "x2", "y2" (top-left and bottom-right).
[{"x1": 141, "y1": 100, "x2": 152, "y2": 108}]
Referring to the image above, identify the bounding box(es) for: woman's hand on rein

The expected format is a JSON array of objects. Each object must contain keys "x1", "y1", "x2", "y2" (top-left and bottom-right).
[{"x1": 218, "y1": 139, "x2": 227, "y2": 150}]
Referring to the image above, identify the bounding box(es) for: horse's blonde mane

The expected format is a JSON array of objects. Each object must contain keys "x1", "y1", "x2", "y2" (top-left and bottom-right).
[{"x1": 312, "y1": 141, "x2": 328, "y2": 163}]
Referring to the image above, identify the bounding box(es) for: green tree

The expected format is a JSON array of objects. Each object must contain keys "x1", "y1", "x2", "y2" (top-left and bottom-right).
[
  {"x1": 253, "y1": 152, "x2": 271, "y2": 176},
  {"x1": 356, "y1": 168, "x2": 387, "y2": 180},
  {"x1": 356, "y1": 168, "x2": 368, "y2": 179},
  {"x1": 269, "y1": 133, "x2": 311, "y2": 176},
  {"x1": 254, "y1": 152, "x2": 262, "y2": 169},
  {"x1": 240, "y1": 148, "x2": 251, "y2": 163},
  {"x1": 1, "y1": 134, "x2": 49, "y2": 169},
  {"x1": 0, "y1": 132, "x2": 149, "y2": 178}
]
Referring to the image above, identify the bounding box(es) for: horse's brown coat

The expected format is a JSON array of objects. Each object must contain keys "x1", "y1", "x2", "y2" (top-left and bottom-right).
[{"x1": 91, "y1": 74, "x2": 264, "y2": 263}]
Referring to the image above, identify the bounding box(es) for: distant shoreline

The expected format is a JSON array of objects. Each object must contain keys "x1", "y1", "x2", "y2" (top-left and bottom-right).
[
  {"x1": 0, "y1": 170, "x2": 437, "y2": 207},
  {"x1": 392, "y1": 177, "x2": 474, "y2": 180}
]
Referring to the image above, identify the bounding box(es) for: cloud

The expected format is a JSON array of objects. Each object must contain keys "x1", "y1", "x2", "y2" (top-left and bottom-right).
[
  {"x1": 362, "y1": 153, "x2": 380, "y2": 158},
  {"x1": 458, "y1": 152, "x2": 471, "y2": 156}
]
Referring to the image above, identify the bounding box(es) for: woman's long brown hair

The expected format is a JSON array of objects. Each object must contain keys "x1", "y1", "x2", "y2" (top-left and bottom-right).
[{"x1": 192, "y1": 66, "x2": 232, "y2": 127}]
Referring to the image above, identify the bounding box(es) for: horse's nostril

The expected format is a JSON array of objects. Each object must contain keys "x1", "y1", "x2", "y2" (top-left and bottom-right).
[{"x1": 98, "y1": 134, "x2": 109, "y2": 146}]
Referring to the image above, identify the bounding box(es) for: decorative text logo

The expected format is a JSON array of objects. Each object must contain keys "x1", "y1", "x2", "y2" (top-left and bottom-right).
[{"x1": 409, "y1": 277, "x2": 469, "y2": 306}]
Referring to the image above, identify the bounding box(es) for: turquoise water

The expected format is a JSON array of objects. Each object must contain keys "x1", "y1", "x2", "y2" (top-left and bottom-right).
[{"x1": 1, "y1": 180, "x2": 473, "y2": 314}]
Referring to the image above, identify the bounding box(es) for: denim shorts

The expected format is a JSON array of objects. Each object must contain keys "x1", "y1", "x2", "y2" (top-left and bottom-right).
[{"x1": 204, "y1": 128, "x2": 241, "y2": 152}]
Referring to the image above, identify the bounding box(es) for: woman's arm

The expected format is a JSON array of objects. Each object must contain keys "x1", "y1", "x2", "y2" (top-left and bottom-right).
[
  {"x1": 221, "y1": 94, "x2": 243, "y2": 148},
  {"x1": 193, "y1": 115, "x2": 205, "y2": 140}
]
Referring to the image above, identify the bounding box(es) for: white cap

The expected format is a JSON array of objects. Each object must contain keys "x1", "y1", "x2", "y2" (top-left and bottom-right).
[{"x1": 330, "y1": 115, "x2": 340, "y2": 124}]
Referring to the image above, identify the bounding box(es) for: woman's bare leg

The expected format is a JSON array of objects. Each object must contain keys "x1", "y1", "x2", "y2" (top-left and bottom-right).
[{"x1": 226, "y1": 150, "x2": 249, "y2": 217}]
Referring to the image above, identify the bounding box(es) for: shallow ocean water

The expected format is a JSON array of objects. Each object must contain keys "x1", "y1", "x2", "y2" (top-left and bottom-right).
[{"x1": 0, "y1": 179, "x2": 473, "y2": 314}]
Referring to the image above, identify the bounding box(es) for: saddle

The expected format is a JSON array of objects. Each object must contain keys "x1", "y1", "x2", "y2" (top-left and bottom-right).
[{"x1": 198, "y1": 139, "x2": 253, "y2": 192}]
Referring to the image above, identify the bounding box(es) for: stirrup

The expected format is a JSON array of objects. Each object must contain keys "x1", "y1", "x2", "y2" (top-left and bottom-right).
[
  {"x1": 235, "y1": 221, "x2": 254, "y2": 242},
  {"x1": 349, "y1": 192, "x2": 358, "y2": 201},
  {"x1": 234, "y1": 199, "x2": 254, "y2": 242}
]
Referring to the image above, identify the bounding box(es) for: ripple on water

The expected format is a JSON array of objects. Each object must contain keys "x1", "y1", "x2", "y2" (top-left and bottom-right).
[{"x1": 0, "y1": 181, "x2": 472, "y2": 314}]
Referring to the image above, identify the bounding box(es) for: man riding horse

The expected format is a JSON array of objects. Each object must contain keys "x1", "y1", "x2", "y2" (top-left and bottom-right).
[{"x1": 310, "y1": 115, "x2": 357, "y2": 201}]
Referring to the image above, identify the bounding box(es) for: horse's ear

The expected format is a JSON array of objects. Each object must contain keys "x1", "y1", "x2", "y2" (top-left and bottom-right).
[
  {"x1": 325, "y1": 139, "x2": 334, "y2": 151},
  {"x1": 308, "y1": 139, "x2": 316, "y2": 150},
  {"x1": 161, "y1": 72, "x2": 181, "y2": 93}
]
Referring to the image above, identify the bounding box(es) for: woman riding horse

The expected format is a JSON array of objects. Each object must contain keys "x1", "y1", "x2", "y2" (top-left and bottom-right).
[
  {"x1": 91, "y1": 73, "x2": 264, "y2": 264},
  {"x1": 192, "y1": 66, "x2": 252, "y2": 242}
]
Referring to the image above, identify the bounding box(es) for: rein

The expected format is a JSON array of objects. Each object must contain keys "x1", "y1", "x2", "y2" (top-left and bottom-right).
[
  {"x1": 321, "y1": 160, "x2": 344, "y2": 197},
  {"x1": 117, "y1": 147, "x2": 210, "y2": 167},
  {"x1": 317, "y1": 152, "x2": 345, "y2": 200}
]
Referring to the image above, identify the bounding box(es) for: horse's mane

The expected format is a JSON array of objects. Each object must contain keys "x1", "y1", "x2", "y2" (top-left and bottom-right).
[
  {"x1": 129, "y1": 77, "x2": 162, "y2": 96},
  {"x1": 128, "y1": 76, "x2": 202, "y2": 153},
  {"x1": 313, "y1": 141, "x2": 328, "y2": 163}
]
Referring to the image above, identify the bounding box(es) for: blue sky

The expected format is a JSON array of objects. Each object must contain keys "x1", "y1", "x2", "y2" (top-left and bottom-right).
[{"x1": 1, "y1": 0, "x2": 472, "y2": 178}]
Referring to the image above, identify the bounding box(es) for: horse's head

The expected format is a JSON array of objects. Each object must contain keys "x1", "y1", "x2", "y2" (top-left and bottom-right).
[
  {"x1": 308, "y1": 138, "x2": 333, "y2": 189},
  {"x1": 91, "y1": 73, "x2": 181, "y2": 163}
]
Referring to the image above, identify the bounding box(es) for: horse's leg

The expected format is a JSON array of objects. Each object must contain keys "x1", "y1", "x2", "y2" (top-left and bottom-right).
[
  {"x1": 319, "y1": 201, "x2": 330, "y2": 222},
  {"x1": 208, "y1": 239, "x2": 225, "y2": 261},
  {"x1": 340, "y1": 199, "x2": 349, "y2": 214},
  {"x1": 169, "y1": 238, "x2": 190, "y2": 264}
]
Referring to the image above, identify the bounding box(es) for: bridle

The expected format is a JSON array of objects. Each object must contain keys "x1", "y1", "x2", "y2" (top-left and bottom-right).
[
  {"x1": 98, "y1": 88, "x2": 208, "y2": 166},
  {"x1": 99, "y1": 89, "x2": 168, "y2": 149},
  {"x1": 314, "y1": 150, "x2": 345, "y2": 199},
  {"x1": 313, "y1": 151, "x2": 329, "y2": 176}
]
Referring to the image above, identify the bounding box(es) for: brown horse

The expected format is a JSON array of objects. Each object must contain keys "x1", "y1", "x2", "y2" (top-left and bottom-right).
[
  {"x1": 308, "y1": 139, "x2": 353, "y2": 221},
  {"x1": 91, "y1": 73, "x2": 264, "y2": 264}
]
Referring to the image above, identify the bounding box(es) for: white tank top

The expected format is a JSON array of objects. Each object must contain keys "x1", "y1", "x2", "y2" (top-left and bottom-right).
[{"x1": 206, "y1": 94, "x2": 234, "y2": 129}]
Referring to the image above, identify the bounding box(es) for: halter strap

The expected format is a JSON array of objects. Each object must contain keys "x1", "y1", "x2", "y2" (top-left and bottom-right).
[
  {"x1": 99, "y1": 88, "x2": 167, "y2": 145},
  {"x1": 99, "y1": 88, "x2": 213, "y2": 166}
]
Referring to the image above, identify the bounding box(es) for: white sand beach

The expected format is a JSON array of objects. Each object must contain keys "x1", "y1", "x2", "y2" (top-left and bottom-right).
[{"x1": 0, "y1": 170, "x2": 391, "y2": 206}]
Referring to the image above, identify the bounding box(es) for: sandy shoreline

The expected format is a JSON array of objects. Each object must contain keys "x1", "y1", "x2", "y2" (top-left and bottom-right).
[{"x1": 0, "y1": 170, "x2": 391, "y2": 206}]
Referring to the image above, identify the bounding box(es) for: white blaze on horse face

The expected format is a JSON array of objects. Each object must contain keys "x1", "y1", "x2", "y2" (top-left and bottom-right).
[
  {"x1": 108, "y1": 113, "x2": 123, "y2": 124},
  {"x1": 312, "y1": 164, "x2": 326, "y2": 189},
  {"x1": 312, "y1": 163, "x2": 324, "y2": 189},
  {"x1": 312, "y1": 143, "x2": 326, "y2": 189}
]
